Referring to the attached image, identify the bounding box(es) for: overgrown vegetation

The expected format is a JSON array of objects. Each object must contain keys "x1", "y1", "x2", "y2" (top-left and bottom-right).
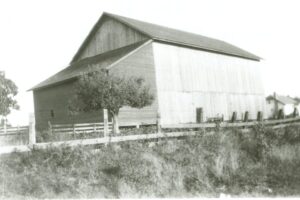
[{"x1": 1, "y1": 125, "x2": 300, "y2": 198}]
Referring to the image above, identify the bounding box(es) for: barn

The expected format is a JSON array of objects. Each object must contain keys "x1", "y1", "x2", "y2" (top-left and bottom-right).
[{"x1": 30, "y1": 12, "x2": 266, "y2": 130}]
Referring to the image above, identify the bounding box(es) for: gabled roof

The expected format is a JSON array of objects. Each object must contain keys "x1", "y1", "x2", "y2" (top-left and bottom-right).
[
  {"x1": 30, "y1": 41, "x2": 146, "y2": 91},
  {"x1": 71, "y1": 12, "x2": 260, "y2": 63},
  {"x1": 267, "y1": 95, "x2": 297, "y2": 105}
]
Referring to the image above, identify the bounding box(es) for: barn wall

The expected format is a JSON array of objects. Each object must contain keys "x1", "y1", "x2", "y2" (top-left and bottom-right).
[
  {"x1": 266, "y1": 99, "x2": 277, "y2": 118},
  {"x1": 152, "y1": 42, "x2": 266, "y2": 124},
  {"x1": 76, "y1": 16, "x2": 148, "y2": 61},
  {"x1": 34, "y1": 42, "x2": 156, "y2": 129},
  {"x1": 109, "y1": 42, "x2": 158, "y2": 126},
  {"x1": 34, "y1": 80, "x2": 104, "y2": 130}
]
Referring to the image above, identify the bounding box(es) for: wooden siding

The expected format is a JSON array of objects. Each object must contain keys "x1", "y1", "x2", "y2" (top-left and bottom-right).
[
  {"x1": 76, "y1": 16, "x2": 148, "y2": 61},
  {"x1": 109, "y1": 42, "x2": 158, "y2": 125},
  {"x1": 34, "y1": 80, "x2": 104, "y2": 130},
  {"x1": 152, "y1": 42, "x2": 266, "y2": 124},
  {"x1": 266, "y1": 99, "x2": 280, "y2": 118},
  {"x1": 266, "y1": 99, "x2": 296, "y2": 118}
]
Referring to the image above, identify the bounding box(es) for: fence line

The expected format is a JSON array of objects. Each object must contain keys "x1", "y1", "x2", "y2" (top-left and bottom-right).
[
  {"x1": 162, "y1": 117, "x2": 300, "y2": 129},
  {"x1": 1, "y1": 110, "x2": 300, "y2": 155},
  {"x1": 2, "y1": 121, "x2": 300, "y2": 155},
  {"x1": 48, "y1": 109, "x2": 113, "y2": 135},
  {"x1": 0, "y1": 126, "x2": 29, "y2": 135},
  {"x1": 50, "y1": 122, "x2": 113, "y2": 135}
]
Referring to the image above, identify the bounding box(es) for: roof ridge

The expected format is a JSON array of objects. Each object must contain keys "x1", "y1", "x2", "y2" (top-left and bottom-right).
[
  {"x1": 104, "y1": 12, "x2": 154, "y2": 38},
  {"x1": 105, "y1": 12, "x2": 227, "y2": 43},
  {"x1": 71, "y1": 12, "x2": 260, "y2": 64},
  {"x1": 103, "y1": 12, "x2": 260, "y2": 61}
]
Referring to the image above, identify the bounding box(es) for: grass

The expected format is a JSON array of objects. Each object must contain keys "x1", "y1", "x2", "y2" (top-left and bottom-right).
[
  {"x1": 0, "y1": 132, "x2": 28, "y2": 146},
  {"x1": 1, "y1": 124, "x2": 300, "y2": 198}
]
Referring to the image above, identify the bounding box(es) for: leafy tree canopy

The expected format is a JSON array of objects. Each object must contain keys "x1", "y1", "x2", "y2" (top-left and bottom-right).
[
  {"x1": 0, "y1": 71, "x2": 19, "y2": 117},
  {"x1": 69, "y1": 70, "x2": 154, "y2": 133}
]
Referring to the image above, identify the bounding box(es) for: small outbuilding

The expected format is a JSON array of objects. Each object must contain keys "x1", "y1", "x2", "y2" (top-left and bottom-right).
[
  {"x1": 266, "y1": 93, "x2": 298, "y2": 118},
  {"x1": 30, "y1": 12, "x2": 266, "y2": 130}
]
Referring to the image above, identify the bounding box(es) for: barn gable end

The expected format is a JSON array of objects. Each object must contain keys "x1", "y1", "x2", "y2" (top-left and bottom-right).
[{"x1": 72, "y1": 15, "x2": 149, "y2": 62}]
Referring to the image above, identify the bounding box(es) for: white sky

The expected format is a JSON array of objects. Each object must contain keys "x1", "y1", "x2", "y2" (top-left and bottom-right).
[{"x1": 1, "y1": 0, "x2": 300, "y2": 125}]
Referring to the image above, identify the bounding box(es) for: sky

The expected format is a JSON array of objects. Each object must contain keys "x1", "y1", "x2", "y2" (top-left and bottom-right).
[{"x1": 1, "y1": 0, "x2": 300, "y2": 125}]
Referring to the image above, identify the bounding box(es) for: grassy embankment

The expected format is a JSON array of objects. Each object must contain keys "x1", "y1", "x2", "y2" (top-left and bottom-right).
[{"x1": 1, "y1": 124, "x2": 300, "y2": 198}]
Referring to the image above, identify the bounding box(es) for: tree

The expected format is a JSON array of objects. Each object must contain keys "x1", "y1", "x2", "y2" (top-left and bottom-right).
[
  {"x1": 69, "y1": 70, "x2": 154, "y2": 134},
  {"x1": 0, "y1": 71, "x2": 19, "y2": 120}
]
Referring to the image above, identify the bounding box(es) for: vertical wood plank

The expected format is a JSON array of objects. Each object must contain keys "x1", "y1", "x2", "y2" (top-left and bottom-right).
[
  {"x1": 3, "y1": 118, "x2": 7, "y2": 135},
  {"x1": 77, "y1": 18, "x2": 147, "y2": 61},
  {"x1": 48, "y1": 121, "x2": 52, "y2": 134},
  {"x1": 29, "y1": 114, "x2": 36, "y2": 145},
  {"x1": 93, "y1": 123, "x2": 96, "y2": 133},
  {"x1": 103, "y1": 109, "x2": 109, "y2": 137},
  {"x1": 152, "y1": 42, "x2": 266, "y2": 124},
  {"x1": 157, "y1": 112, "x2": 162, "y2": 133}
]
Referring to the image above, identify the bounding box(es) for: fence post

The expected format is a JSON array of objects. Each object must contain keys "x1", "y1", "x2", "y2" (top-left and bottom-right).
[
  {"x1": 103, "y1": 109, "x2": 109, "y2": 138},
  {"x1": 231, "y1": 112, "x2": 237, "y2": 123},
  {"x1": 196, "y1": 108, "x2": 203, "y2": 123},
  {"x1": 293, "y1": 107, "x2": 299, "y2": 118},
  {"x1": 278, "y1": 109, "x2": 284, "y2": 119},
  {"x1": 257, "y1": 111, "x2": 263, "y2": 122},
  {"x1": 93, "y1": 123, "x2": 97, "y2": 133},
  {"x1": 3, "y1": 118, "x2": 7, "y2": 134},
  {"x1": 244, "y1": 111, "x2": 249, "y2": 122},
  {"x1": 48, "y1": 121, "x2": 52, "y2": 134},
  {"x1": 72, "y1": 124, "x2": 75, "y2": 138},
  {"x1": 156, "y1": 112, "x2": 162, "y2": 134},
  {"x1": 29, "y1": 114, "x2": 36, "y2": 145}
]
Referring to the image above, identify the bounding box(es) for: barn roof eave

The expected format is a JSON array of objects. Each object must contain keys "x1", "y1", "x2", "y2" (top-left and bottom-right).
[
  {"x1": 71, "y1": 12, "x2": 261, "y2": 64},
  {"x1": 152, "y1": 38, "x2": 261, "y2": 61},
  {"x1": 29, "y1": 40, "x2": 151, "y2": 91},
  {"x1": 28, "y1": 77, "x2": 77, "y2": 92},
  {"x1": 104, "y1": 12, "x2": 261, "y2": 61}
]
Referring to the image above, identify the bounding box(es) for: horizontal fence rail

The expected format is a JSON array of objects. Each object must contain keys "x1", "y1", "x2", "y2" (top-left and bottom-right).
[
  {"x1": 50, "y1": 122, "x2": 113, "y2": 135},
  {"x1": 1, "y1": 110, "x2": 300, "y2": 155},
  {"x1": 2, "y1": 121, "x2": 300, "y2": 155},
  {"x1": 0, "y1": 125, "x2": 29, "y2": 147},
  {"x1": 0, "y1": 126, "x2": 29, "y2": 135}
]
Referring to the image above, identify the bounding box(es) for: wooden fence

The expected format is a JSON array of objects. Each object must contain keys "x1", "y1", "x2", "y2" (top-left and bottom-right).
[
  {"x1": 1, "y1": 120, "x2": 300, "y2": 155},
  {"x1": 49, "y1": 122, "x2": 113, "y2": 135},
  {"x1": 161, "y1": 116, "x2": 300, "y2": 129},
  {"x1": 0, "y1": 125, "x2": 29, "y2": 135},
  {"x1": 49, "y1": 109, "x2": 113, "y2": 136},
  {"x1": 0, "y1": 125, "x2": 29, "y2": 146},
  {"x1": 1, "y1": 109, "x2": 300, "y2": 155}
]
